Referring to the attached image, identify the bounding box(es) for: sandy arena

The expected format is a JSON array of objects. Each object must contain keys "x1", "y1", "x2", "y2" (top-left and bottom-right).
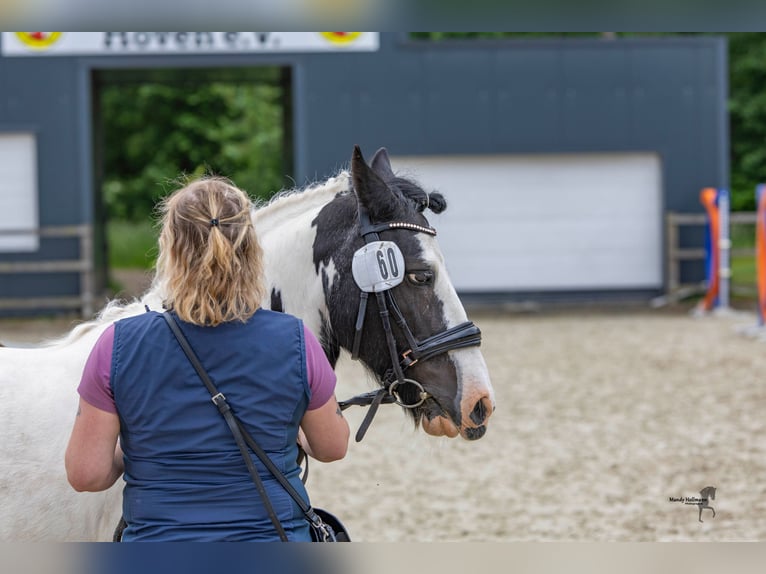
[{"x1": 2, "y1": 304, "x2": 764, "y2": 542}]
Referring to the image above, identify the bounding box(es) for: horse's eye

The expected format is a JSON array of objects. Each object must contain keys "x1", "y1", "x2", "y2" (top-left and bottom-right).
[{"x1": 407, "y1": 270, "x2": 434, "y2": 286}]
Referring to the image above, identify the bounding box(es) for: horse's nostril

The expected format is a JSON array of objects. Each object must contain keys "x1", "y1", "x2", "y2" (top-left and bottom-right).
[
  {"x1": 464, "y1": 425, "x2": 486, "y2": 440},
  {"x1": 469, "y1": 396, "x2": 492, "y2": 426}
]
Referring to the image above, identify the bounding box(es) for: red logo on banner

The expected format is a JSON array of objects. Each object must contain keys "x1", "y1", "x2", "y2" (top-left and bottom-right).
[
  {"x1": 320, "y1": 32, "x2": 362, "y2": 44},
  {"x1": 15, "y1": 32, "x2": 63, "y2": 49}
]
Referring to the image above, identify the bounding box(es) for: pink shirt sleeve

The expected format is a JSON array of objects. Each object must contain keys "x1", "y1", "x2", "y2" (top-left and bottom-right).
[
  {"x1": 77, "y1": 323, "x2": 117, "y2": 414},
  {"x1": 304, "y1": 325, "x2": 337, "y2": 410}
]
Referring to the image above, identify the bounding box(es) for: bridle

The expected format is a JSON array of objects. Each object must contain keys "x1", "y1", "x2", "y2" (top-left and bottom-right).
[{"x1": 338, "y1": 202, "x2": 482, "y2": 442}]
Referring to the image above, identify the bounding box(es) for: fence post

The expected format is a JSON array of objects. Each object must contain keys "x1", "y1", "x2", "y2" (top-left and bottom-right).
[
  {"x1": 666, "y1": 213, "x2": 680, "y2": 294},
  {"x1": 717, "y1": 188, "x2": 731, "y2": 311},
  {"x1": 80, "y1": 225, "x2": 94, "y2": 318}
]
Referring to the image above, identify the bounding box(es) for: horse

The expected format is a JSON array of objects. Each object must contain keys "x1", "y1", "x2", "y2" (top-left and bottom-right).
[
  {"x1": 698, "y1": 486, "x2": 716, "y2": 522},
  {"x1": 0, "y1": 146, "x2": 495, "y2": 541}
]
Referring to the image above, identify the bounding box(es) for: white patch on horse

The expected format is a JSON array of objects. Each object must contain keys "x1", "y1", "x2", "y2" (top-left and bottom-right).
[
  {"x1": 415, "y1": 234, "x2": 468, "y2": 327},
  {"x1": 254, "y1": 173, "x2": 350, "y2": 337},
  {"x1": 319, "y1": 259, "x2": 340, "y2": 295}
]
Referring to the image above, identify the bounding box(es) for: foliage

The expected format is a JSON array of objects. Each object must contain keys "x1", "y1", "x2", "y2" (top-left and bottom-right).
[
  {"x1": 728, "y1": 33, "x2": 766, "y2": 211},
  {"x1": 100, "y1": 69, "x2": 288, "y2": 221},
  {"x1": 107, "y1": 219, "x2": 159, "y2": 269}
]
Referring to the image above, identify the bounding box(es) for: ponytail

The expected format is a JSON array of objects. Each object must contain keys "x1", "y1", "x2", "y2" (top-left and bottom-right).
[{"x1": 155, "y1": 176, "x2": 266, "y2": 325}]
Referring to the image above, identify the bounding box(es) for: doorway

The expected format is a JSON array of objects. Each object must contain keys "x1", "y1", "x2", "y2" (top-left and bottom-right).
[{"x1": 90, "y1": 66, "x2": 293, "y2": 298}]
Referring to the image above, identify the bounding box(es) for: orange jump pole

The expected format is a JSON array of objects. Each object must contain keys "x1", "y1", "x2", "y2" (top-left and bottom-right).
[
  {"x1": 698, "y1": 187, "x2": 721, "y2": 313},
  {"x1": 756, "y1": 184, "x2": 766, "y2": 325}
]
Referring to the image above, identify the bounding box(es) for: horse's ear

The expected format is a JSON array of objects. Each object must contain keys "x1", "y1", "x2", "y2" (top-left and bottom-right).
[
  {"x1": 351, "y1": 145, "x2": 400, "y2": 221},
  {"x1": 370, "y1": 147, "x2": 396, "y2": 182}
]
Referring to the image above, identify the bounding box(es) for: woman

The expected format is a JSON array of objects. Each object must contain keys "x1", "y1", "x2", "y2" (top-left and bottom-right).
[{"x1": 65, "y1": 176, "x2": 349, "y2": 541}]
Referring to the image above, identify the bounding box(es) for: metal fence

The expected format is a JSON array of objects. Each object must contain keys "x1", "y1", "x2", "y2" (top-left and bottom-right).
[
  {"x1": 0, "y1": 225, "x2": 94, "y2": 316},
  {"x1": 665, "y1": 211, "x2": 757, "y2": 296}
]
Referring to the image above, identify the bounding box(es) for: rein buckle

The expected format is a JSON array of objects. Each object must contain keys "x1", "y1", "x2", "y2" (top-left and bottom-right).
[{"x1": 400, "y1": 349, "x2": 418, "y2": 369}]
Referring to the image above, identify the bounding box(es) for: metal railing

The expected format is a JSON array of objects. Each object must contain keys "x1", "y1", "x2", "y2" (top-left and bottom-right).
[
  {"x1": 665, "y1": 211, "x2": 756, "y2": 295},
  {"x1": 0, "y1": 225, "x2": 94, "y2": 316}
]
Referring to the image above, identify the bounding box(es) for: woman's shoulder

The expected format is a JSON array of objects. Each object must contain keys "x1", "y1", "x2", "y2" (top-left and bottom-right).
[
  {"x1": 113, "y1": 310, "x2": 165, "y2": 333},
  {"x1": 248, "y1": 309, "x2": 305, "y2": 342},
  {"x1": 252, "y1": 308, "x2": 302, "y2": 326}
]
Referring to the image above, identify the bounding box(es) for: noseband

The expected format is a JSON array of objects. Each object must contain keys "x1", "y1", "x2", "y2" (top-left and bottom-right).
[{"x1": 338, "y1": 203, "x2": 482, "y2": 442}]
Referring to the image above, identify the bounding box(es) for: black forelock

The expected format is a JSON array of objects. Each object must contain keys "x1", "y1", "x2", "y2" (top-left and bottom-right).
[{"x1": 391, "y1": 176, "x2": 447, "y2": 215}]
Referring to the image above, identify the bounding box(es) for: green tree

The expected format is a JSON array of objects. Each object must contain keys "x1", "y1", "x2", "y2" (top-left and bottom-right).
[
  {"x1": 728, "y1": 33, "x2": 766, "y2": 211},
  {"x1": 99, "y1": 69, "x2": 288, "y2": 221}
]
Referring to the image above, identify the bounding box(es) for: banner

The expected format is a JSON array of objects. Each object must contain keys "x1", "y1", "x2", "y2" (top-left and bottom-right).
[{"x1": 1, "y1": 32, "x2": 378, "y2": 56}]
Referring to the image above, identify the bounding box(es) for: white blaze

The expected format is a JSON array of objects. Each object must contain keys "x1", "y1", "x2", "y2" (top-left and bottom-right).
[{"x1": 415, "y1": 234, "x2": 496, "y2": 419}]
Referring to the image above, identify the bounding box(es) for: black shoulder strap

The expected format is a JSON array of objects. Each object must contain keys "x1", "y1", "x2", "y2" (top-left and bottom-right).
[{"x1": 163, "y1": 312, "x2": 334, "y2": 539}]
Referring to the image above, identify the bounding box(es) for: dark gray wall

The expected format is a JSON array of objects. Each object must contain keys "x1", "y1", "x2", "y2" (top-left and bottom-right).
[
  {"x1": 299, "y1": 34, "x2": 728, "y2": 216},
  {"x1": 0, "y1": 33, "x2": 728, "y2": 308}
]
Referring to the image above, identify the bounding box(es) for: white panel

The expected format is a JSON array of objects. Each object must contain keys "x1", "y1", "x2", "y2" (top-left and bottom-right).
[
  {"x1": 391, "y1": 153, "x2": 663, "y2": 292},
  {"x1": 0, "y1": 133, "x2": 39, "y2": 252}
]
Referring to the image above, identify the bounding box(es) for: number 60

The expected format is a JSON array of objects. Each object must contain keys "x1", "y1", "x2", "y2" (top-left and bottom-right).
[{"x1": 376, "y1": 247, "x2": 399, "y2": 280}]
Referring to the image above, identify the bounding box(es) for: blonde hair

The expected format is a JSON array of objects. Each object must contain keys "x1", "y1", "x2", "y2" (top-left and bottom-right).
[{"x1": 155, "y1": 176, "x2": 265, "y2": 326}]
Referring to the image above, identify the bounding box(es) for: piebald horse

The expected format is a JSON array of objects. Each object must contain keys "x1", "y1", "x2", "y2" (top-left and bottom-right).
[{"x1": 0, "y1": 146, "x2": 495, "y2": 541}]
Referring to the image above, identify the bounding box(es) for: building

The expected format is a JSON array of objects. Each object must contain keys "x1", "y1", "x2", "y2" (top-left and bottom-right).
[{"x1": 0, "y1": 32, "x2": 728, "y2": 315}]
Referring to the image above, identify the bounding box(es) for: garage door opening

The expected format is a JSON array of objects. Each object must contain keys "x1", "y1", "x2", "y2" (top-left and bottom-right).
[{"x1": 91, "y1": 66, "x2": 293, "y2": 297}]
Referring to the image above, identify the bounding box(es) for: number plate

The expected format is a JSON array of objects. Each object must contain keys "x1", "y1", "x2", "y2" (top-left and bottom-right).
[{"x1": 352, "y1": 241, "x2": 405, "y2": 293}]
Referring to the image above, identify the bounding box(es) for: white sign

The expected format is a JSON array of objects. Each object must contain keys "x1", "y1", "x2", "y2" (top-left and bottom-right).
[
  {"x1": 352, "y1": 241, "x2": 405, "y2": 293},
  {"x1": 1, "y1": 32, "x2": 379, "y2": 56}
]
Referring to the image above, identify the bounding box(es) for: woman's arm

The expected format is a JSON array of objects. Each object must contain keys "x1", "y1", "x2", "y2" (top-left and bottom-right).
[
  {"x1": 65, "y1": 397, "x2": 123, "y2": 492},
  {"x1": 299, "y1": 395, "x2": 349, "y2": 463}
]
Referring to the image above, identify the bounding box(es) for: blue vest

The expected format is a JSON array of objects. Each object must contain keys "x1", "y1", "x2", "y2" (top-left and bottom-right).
[{"x1": 111, "y1": 309, "x2": 312, "y2": 541}]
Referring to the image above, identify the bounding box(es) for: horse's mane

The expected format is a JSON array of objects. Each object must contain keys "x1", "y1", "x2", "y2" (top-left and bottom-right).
[
  {"x1": 252, "y1": 168, "x2": 446, "y2": 222},
  {"x1": 43, "y1": 298, "x2": 156, "y2": 348},
  {"x1": 252, "y1": 172, "x2": 352, "y2": 225}
]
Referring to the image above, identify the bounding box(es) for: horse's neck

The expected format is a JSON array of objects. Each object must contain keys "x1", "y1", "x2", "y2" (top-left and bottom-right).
[
  {"x1": 254, "y1": 173, "x2": 349, "y2": 338},
  {"x1": 41, "y1": 298, "x2": 152, "y2": 353}
]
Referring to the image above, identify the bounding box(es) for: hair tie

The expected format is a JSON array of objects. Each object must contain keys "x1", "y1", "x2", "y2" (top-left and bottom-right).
[{"x1": 210, "y1": 218, "x2": 219, "y2": 227}]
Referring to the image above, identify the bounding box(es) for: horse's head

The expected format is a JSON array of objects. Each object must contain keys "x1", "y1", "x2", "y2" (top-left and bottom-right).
[{"x1": 312, "y1": 146, "x2": 495, "y2": 440}]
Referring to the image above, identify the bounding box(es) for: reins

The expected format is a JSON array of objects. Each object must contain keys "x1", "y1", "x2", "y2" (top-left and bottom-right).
[{"x1": 338, "y1": 202, "x2": 482, "y2": 442}]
